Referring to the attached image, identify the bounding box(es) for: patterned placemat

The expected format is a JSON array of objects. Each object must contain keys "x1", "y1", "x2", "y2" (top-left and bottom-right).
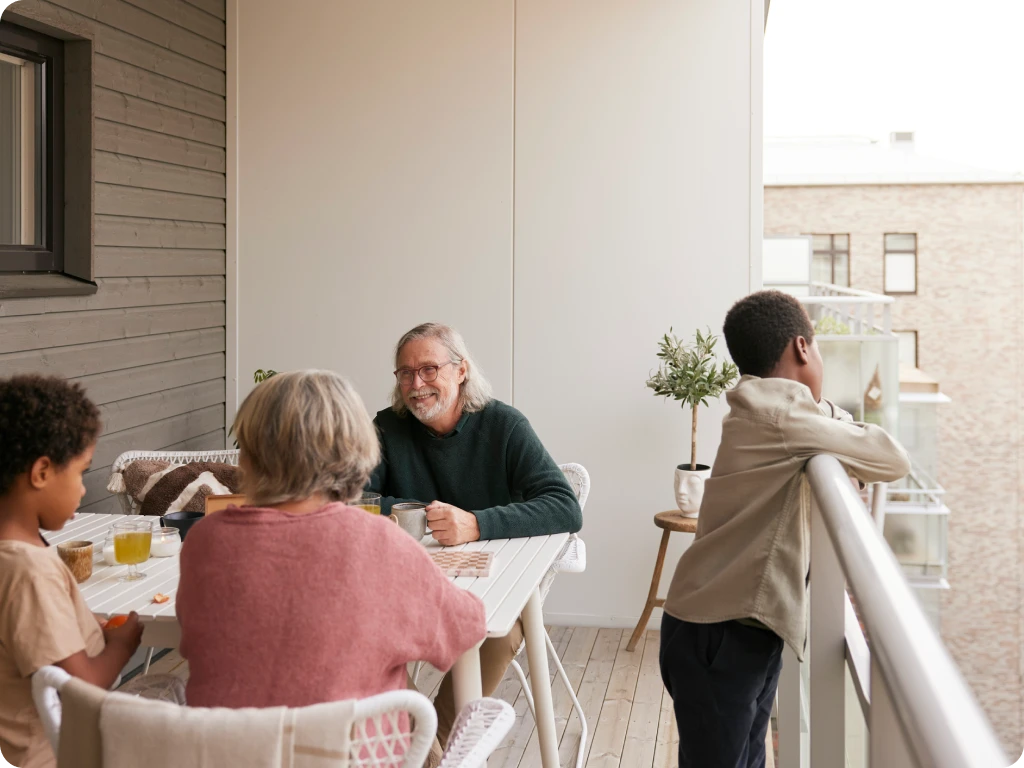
[{"x1": 430, "y1": 550, "x2": 493, "y2": 577}]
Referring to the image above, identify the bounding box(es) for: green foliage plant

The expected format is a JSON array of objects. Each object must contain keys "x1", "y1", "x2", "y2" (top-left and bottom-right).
[{"x1": 646, "y1": 328, "x2": 739, "y2": 471}]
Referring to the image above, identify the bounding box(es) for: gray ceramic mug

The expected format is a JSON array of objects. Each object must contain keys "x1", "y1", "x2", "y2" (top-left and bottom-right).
[{"x1": 390, "y1": 502, "x2": 428, "y2": 540}]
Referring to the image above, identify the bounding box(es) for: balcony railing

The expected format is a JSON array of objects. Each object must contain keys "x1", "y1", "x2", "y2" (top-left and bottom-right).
[
  {"x1": 878, "y1": 462, "x2": 950, "y2": 590},
  {"x1": 776, "y1": 455, "x2": 1006, "y2": 768},
  {"x1": 801, "y1": 283, "x2": 894, "y2": 337}
]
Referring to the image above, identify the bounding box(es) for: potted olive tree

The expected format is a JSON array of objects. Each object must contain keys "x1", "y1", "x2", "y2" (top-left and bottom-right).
[{"x1": 647, "y1": 328, "x2": 738, "y2": 517}]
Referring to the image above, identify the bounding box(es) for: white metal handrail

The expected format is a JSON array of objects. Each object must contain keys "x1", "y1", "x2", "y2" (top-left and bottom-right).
[
  {"x1": 792, "y1": 455, "x2": 1007, "y2": 768},
  {"x1": 801, "y1": 283, "x2": 894, "y2": 336},
  {"x1": 886, "y1": 462, "x2": 947, "y2": 505}
]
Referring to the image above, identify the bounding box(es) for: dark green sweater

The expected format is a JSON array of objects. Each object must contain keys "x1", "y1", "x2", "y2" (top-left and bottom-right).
[{"x1": 367, "y1": 400, "x2": 583, "y2": 540}]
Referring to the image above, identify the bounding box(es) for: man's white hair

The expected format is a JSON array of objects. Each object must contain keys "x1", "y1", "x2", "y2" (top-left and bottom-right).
[{"x1": 391, "y1": 323, "x2": 493, "y2": 415}]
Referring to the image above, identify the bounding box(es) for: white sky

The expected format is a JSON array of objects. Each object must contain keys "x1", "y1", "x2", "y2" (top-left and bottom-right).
[{"x1": 764, "y1": 0, "x2": 1024, "y2": 173}]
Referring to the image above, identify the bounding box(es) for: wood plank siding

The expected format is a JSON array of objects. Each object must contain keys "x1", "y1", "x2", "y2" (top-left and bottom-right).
[{"x1": 3, "y1": 0, "x2": 228, "y2": 512}]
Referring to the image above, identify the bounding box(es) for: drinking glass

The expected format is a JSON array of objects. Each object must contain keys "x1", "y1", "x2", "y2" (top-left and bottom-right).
[
  {"x1": 113, "y1": 519, "x2": 153, "y2": 581},
  {"x1": 102, "y1": 528, "x2": 118, "y2": 566},
  {"x1": 354, "y1": 492, "x2": 382, "y2": 515}
]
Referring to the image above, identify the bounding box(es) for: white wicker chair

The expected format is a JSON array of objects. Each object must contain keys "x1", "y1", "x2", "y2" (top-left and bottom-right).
[
  {"x1": 33, "y1": 665, "x2": 509, "y2": 768},
  {"x1": 32, "y1": 665, "x2": 68, "y2": 753},
  {"x1": 437, "y1": 697, "x2": 516, "y2": 768},
  {"x1": 108, "y1": 448, "x2": 242, "y2": 514},
  {"x1": 107, "y1": 448, "x2": 242, "y2": 674}
]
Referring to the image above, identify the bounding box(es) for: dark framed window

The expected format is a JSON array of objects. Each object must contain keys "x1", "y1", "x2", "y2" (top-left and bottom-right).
[
  {"x1": 884, "y1": 233, "x2": 917, "y2": 295},
  {"x1": 0, "y1": 21, "x2": 64, "y2": 272},
  {"x1": 895, "y1": 330, "x2": 918, "y2": 368},
  {"x1": 810, "y1": 233, "x2": 850, "y2": 287}
]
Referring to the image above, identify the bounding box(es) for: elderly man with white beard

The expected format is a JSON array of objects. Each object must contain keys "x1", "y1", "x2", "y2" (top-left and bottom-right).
[{"x1": 366, "y1": 322, "x2": 582, "y2": 755}]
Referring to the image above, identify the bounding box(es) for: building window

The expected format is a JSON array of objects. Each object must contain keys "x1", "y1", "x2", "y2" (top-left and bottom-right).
[
  {"x1": 0, "y1": 21, "x2": 63, "y2": 272},
  {"x1": 884, "y1": 233, "x2": 917, "y2": 294},
  {"x1": 810, "y1": 234, "x2": 850, "y2": 287},
  {"x1": 896, "y1": 330, "x2": 918, "y2": 368}
]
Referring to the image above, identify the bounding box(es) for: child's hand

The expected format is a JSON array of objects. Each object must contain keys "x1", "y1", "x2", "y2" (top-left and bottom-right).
[{"x1": 103, "y1": 611, "x2": 143, "y2": 652}]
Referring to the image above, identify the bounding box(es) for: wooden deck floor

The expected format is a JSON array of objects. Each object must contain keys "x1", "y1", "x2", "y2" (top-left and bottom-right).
[{"x1": 143, "y1": 627, "x2": 773, "y2": 768}]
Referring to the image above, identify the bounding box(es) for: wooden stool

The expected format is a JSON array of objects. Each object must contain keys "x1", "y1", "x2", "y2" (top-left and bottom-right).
[{"x1": 626, "y1": 510, "x2": 698, "y2": 652}]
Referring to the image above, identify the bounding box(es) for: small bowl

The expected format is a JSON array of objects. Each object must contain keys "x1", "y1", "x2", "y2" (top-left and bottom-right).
[
  {"x1": 160, "y1": 511, "x2": 205, "y2": 541},
  {"x1": 57, "y1": 540, "x2": 94, "y2": 583}
]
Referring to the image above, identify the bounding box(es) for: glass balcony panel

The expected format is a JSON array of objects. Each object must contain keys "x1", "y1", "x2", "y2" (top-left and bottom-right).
[{"x1": 817, "y1": 337, "x2": 899, "y2": 436}]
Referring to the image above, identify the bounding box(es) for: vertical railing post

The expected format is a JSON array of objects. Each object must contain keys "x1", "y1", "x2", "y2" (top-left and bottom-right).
[
  {"x1": 869, "y1": 658, "x2": 918, "y2": 768},
  {"x1": 810, "y1": 496, "x2": 846, "y2": 768},
  {"x1": 778, "y1": 645, "x2": 805, "y2": 768},
  {"x1": 870, "y1": 483, "x2": 887, "y2": 534}
]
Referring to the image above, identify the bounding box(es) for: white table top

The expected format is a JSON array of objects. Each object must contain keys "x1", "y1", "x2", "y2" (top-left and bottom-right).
[
  {"x1": 420, "y1": 530, "x2": 568, "y2": 637},
  {"x1": 44, "y1": 513, "x2": 568, "y2": 643}
]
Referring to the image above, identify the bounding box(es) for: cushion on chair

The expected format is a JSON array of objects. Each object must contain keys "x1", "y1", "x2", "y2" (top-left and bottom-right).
[
  {"x1": 100, "y1": 693, "x2": 288, "y2": 768},
  {"x1": 57, "y1": 677, "x2": 105, "y2": 768},
  {"x1": 107, "y1": 460, "x2": 243, "y2": 517},
  {"x1": 98, "y1": 689, "x2": 358, "y2": 768}
]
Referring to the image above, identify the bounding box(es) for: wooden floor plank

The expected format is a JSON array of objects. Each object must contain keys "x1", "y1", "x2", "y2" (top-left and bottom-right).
[
  {"x1": 619, "y1": 629, "x2": 663, "y2": 768},
  {"x1": 489, "y1": 661, "x2": 529, "y2": 767},
  {"x1": 506, "y1": 626, "x2": 574, "y2": 768},
  {"x1": 586, "y1": 630, "x2": 645, "y2": 768},
  {"x1": 560, "y1": 628, "x2": 622, "y2": 768},
  {"x1": 653, "y1": 685, "x2": 679, "y2": 768},
  {"x1": 411, "y1": 661, "x2": 445, "y2": 701},
  {"x1": 518, "y1": 626, "x2": 599, "y2": 768},
  {"x1": 492, "y1": 625, "x2": 567, "y2": 768},
  {"x1": 144, "y1": 648, "x2": 182, "y2": 676}
]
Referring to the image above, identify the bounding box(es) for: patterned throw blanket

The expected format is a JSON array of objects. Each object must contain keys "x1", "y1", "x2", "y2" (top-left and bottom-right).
[{"x1": 107, "y1": 461, "x2": 243, "y2": 517}]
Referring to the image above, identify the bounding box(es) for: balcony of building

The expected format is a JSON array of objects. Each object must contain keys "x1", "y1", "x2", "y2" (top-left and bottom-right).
[{"x1": 0, "y1": 2, "x2": 1009, "y2": 765}]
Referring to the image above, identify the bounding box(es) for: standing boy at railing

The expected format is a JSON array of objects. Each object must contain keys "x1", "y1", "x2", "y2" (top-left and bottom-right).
[{"x1": 659, "y1": 290, "x2": 910, "y2": 768}]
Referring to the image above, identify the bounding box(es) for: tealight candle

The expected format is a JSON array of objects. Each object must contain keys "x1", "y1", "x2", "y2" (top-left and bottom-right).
[{"x1": 151, "y1": 527, "x2": 182, "y2": 557}]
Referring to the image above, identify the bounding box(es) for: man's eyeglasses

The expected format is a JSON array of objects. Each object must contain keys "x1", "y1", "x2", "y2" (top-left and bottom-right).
[{"x1": 394, "y1": 361, "x2": 460, "y2": 386}]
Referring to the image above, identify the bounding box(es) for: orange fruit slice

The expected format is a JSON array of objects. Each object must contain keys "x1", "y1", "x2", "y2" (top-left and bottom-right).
[
  {"x1": 104, "y1": 615, "x2": 128, "y2": 629},
  {"x1": 152, "y1": 593, "x2": 170, "y2": 604}
]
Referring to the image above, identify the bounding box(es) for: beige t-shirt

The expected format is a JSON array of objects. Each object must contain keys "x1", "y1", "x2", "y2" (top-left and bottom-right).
[{"x1": 0, "y1": 540, "x2": 105, "y2": 768}]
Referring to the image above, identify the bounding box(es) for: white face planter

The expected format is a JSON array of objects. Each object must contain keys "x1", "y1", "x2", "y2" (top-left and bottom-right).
[{"x1": 674, "y1": 464, "x2": 712, "y2": 517}]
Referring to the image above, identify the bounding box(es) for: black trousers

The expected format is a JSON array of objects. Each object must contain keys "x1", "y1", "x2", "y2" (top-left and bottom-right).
[{"x1": 660, "y1": 614, "x2": 784, "y2": 768}]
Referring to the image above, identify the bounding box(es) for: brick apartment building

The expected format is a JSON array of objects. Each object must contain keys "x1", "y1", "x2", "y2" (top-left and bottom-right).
[{"x1": 765, "y1": 134, "x2": 1024, "y2": 752}]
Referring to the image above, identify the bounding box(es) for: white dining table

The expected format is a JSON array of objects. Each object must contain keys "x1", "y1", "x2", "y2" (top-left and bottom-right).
[{"x1": 44, "y1": 512, "x2": 569, "y2": 768}]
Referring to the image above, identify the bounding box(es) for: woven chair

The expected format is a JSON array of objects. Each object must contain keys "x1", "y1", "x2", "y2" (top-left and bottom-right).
[
  {"x1": 437, "y1": 697, "x2": 516, "y2": 768},
  {"x1": 107, "y1": 449, "x2": 242, "y2": 674},
  {"x1": 33, "y1": 665, "x2": 509, "y2": 768},
  {"x1": 108, "y1": 448, "x2": 241, "y2": 514}
]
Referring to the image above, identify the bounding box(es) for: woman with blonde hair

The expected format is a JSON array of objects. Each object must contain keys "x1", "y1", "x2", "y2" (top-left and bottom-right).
[{"x1": 176, "y1": 370, "x2": 485, "y2": 708}]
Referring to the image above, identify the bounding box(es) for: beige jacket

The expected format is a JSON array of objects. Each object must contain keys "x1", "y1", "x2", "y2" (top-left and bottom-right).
[{"x1": 663, "y1": 376, "x2": 911, "y2": 660}]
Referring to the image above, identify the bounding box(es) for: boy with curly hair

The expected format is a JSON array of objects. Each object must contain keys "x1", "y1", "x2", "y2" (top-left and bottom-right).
[
  {"x1": 659, "y1": 291, "x2": 911, "y2": 768},
  {"x1": 0, "y1": 375, "x2": 144, "y2": 768}
]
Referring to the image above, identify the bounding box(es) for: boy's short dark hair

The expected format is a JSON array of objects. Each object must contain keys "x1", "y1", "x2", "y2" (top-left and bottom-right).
[
  {"x1": 723, "y1": 290, "x2": 815, "y2": 377},
  {"x1": 0, "y1": 375, "x2": 101, "y2": 495}
]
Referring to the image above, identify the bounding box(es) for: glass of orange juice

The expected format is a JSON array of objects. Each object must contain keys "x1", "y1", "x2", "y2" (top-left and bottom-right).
[
  {"x1": 354, "y1": 492, "x2": 382, "y2": 516},
  {"x1": 113, "y1": 519, "x2": 153, "y2": 582}
]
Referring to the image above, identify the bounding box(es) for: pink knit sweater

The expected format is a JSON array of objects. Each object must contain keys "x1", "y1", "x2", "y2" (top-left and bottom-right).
[{"x1": 176, "y1": 504, "x2": 486, "y2": 708}]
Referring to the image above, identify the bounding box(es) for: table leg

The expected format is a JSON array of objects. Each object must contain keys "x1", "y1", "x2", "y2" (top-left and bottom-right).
[
  {"x1": 451, "y1": 641, "x2": 483, "y2": 713},
  {"x1": 522, "y1": 588, "x2": 559, "y2": 768},
  {"x1": 627, "y1": 528, "x2": 672, "y2": 652}
]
